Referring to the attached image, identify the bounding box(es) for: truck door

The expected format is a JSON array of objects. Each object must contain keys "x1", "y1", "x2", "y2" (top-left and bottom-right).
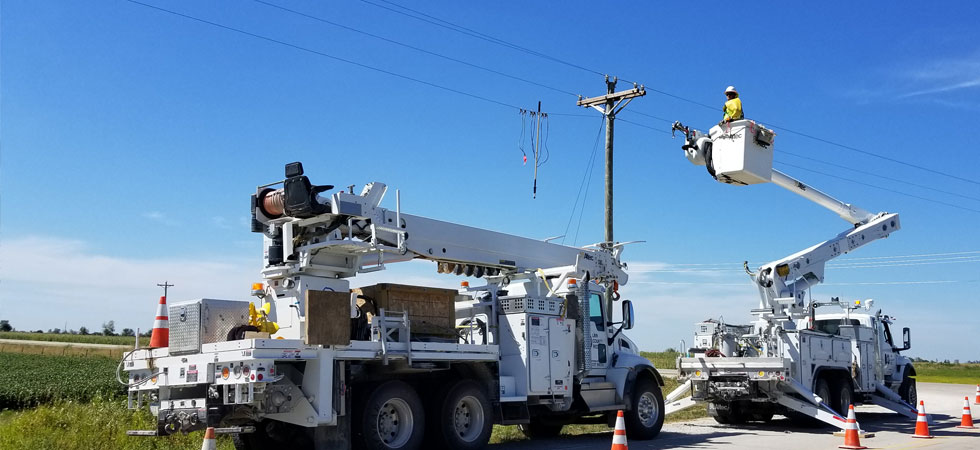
[
  {"x1": 875, "y1": 318, "x2": 896, "y2": 377},
  {"x1": 587, "y1": 292, "x2": 609, "y2": 373}
]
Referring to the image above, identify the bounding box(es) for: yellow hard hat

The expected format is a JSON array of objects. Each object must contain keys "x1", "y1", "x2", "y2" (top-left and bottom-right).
[{"x1": 725, "y1": 86, "x2": 738, "y2": 94}]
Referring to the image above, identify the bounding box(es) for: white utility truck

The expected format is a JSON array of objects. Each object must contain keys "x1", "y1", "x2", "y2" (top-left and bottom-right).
[
  {"x1": 122, "y1": 162, "x2": 666, "y2": 449},
  {"x1": 663, "y1": 120, "x2": 918, "y2": 429}
]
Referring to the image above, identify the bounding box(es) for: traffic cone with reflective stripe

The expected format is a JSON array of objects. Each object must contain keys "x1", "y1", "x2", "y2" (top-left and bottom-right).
[
  {"x1": 149, "y1": 296, "x2": 169, "y2": 348},
  {"x1": 911, "y1": 400, "x2": 933, "y2": 438},
  {"x1": 200, "y1": 427, "x2": 216, "y2": 450},
  {"x1": 974, "y1": 385, "x2": 980, "y2": 405},
  {"x1": 958, "y1": 396, "x2": 976, "y2": 429},
  {"x1": 611, "y1": 410, "x2": 628, "y2": 450},
  {"x1": 839, "y1": 405, "x2": 867, "y2": 449}
]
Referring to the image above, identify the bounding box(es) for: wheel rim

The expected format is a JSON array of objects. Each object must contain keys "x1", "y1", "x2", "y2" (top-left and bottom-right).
[
  {"x1": 636, "y1": 391, "x2": 660, "y2": 427},
  {"x1": 376, "y1": 398, "x2": 414, "y2": 448},
  {"x1": 452, "y1": 395, "x2": 485, "y2": 442},
  {"x1": 908, "y1": 384, "x2": 917, "y2": 405}
]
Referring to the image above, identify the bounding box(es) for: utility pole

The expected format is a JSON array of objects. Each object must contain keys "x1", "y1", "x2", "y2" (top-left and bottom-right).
[
  {"x1": 577, "y1": 76, "x2": 645, "y2": 320},
  {"x1": 157, "y1": 281, "x2": 173, "y2": 299}
]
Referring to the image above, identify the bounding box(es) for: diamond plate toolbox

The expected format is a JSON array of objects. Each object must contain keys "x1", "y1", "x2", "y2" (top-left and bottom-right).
[{"x1": 169, "y1": 299, "x2": 250, "y2": 355}]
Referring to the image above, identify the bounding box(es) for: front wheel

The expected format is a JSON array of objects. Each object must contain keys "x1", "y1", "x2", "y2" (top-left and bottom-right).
[
  {"x1": 434, "y1": 380, "x2": 493, "y2": 450},
  {"x1": 899, "y1": 367, "x2": 917, "y2": 405},
  {"x1": 361, "y1": 381, "x2": 425, "y2": 450},
  {"x1": 625, "y1": 377, "x2": 664, "y2": 440}
]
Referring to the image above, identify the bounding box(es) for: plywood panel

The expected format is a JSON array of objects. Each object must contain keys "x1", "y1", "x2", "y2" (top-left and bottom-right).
[{"x1": 305, "y1": 290, "x2": 351, "y2": 346}]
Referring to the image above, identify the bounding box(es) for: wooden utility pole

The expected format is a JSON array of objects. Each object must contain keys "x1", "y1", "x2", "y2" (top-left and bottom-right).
[
  {"x1": 157, "y1": 281, "x2": 173, "y2": 299},
  {"x1": 577, "y1": 77, "x2": 645, "y2": 319}
]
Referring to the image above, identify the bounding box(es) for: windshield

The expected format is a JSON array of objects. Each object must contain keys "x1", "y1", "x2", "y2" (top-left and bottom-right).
[{"x1": 813, "y1": 318, "x2": 860, "y2": 335}]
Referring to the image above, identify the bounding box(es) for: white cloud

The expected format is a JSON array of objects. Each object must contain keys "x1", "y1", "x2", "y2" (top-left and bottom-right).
[
  {"x1": 0, "y1": 236, "x2": 257, "y2": 332},
  {"x1": 850, "y1": 51, "x2": 980, "y2": 107},
  {"x1": 142, "y1": 211, "x2": 180, "y2": 226}
]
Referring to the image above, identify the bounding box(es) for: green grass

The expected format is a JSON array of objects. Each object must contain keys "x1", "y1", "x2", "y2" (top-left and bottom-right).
[
  {"x1": 640, "y1": 350, "x2": 682, "y2": 370},
  {"x1": 913, "y1": 362, "x2": 980, "y2": 385},
  {"x1": 0, "y1": 351, "x2": 123, "y2": 409},
  {"x1": 0, "y1": 331, "x2": 148, "y2": 346},
  {"x1": 0, "y1": 398, "x2": 234, "y2": 450}
]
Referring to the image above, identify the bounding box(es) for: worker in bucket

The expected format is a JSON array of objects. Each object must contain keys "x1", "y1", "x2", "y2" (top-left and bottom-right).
[{"x1": 721, "y1": 85, "x2": 743, "y2": 125}]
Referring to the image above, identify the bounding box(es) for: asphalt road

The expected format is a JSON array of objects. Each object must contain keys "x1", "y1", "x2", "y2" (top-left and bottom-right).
[{"x1": 492, "y1": 382, "x2": 980, "y2": 449}]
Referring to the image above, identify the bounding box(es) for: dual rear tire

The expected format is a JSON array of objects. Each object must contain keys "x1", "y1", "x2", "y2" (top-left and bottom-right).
[{"x1": 357, "y1": 378, "x2": 493, "y2": 450}]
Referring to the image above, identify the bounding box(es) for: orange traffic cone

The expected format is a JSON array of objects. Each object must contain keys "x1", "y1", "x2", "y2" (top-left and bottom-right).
[
  {"x1": 839, "y1": 405, "x2": 867, "y2": 449},
  {"x1": 911, "y1": 400, "x2": 933, "y2": 438},
  {"x1": 200, "y1": 427, "x2": 216, "y2": 450},
  {"x1": 149, "y1": 296, "x2": 169, "y2": 348},
  {"x1": 611, "y1": 410, "x2": 628, "y2": 450},
  {"x1": 958, "y1": 396, "x2": 976, "y2": 429},
  {"x1": 974, "y1": 385, "x2": 980, "y2": 405}
]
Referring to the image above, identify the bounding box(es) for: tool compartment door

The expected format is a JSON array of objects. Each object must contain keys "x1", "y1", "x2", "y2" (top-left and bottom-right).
[{"x1": 548, "y1": 317, "x2": 574, "y2": 394}]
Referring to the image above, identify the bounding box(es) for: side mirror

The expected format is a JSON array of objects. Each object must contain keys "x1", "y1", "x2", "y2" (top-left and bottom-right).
[
  {"x1": 622, "y1": 300, "x2": 634, "y2": 330},
  {"x1": 902, "y1": 327, "x2": 911, "y2": 350}
]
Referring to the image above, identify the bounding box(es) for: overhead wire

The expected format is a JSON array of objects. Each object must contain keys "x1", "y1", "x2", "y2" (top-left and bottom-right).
[
  {"x1": 251, "y1": 0, "x2": 581, "y2": 98},
  {"x1": 131, "y1": 0, "x2": 977, "y2": 229},
  {"x1": 562, "y1": 116, "x2": 606, "y2": 245},
  {"x1": 632, "y1": 252, "x2": 980, "y2": 273},
  {"x1": 781, "y1": 150, "x2": 980, "y2": 203},
  {"x1": 359, "y1": 1, "x2": 976, "y2": 188},
  {"x1": 247, "y1": 0, "x2": 978, "y2": 210},
  {"x1": 776, "y1": 161, "x2": 980, "y2": 214},
  {"x1": 358, "y1": 0, "x2": 606, "y2": 77},
  {"x1": 125, "y1": 0, "x2": 524, "y2": 111}
]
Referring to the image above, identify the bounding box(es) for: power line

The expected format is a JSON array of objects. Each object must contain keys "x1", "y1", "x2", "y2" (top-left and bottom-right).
[
  {"x1": 771, "y1": 124, "x2": 980, "y2": 187},
  {"x1": 841, "y1": 250, "x2": 980, "y2": 261},
  {"x1": 565, "y1": 117, "x2": 607, "y2": 245},
  {"x1": 618, "y1": 118, "x2": 671, "y2": 134},
  {"x1": 781, "y1": 150, "x2": 980, "y2": 203},
  {"x1": 252, "y1": 0, "x2": 580, "y2": 98},
  {"x1": 363, "y1": 0, "x2": 975, "y2": 188},
  {"x1": 125, "y1": 0, "x2": 523, "y2": 111},
  {"x1": 632, "y1": 254, "x2": 980, "y2": 273},
  {"x1": 358, "y1": 0, "x2": 606, "y2": 78},
  {"x1": 776, "y1": 161, "x2": 980, "y2": 215}
]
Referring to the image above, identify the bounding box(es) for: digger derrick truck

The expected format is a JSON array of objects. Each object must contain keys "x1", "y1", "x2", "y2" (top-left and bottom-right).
[
  {"x1": 662, "y1": 120, "x2": 918, "y2": 429},
  {"x1": 122, "y1": 162, "x2": 667, "y2": 450}
]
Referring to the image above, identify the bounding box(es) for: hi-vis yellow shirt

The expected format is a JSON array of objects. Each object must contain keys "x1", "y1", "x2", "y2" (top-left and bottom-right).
[{"x1": 723, "y1": 98, "x2": 743, "y2": 121}]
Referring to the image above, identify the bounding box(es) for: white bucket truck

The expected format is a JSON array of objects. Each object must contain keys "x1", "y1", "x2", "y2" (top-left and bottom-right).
[{"x1": 663, "y1": 120, "x2": 918, "y2": 429}]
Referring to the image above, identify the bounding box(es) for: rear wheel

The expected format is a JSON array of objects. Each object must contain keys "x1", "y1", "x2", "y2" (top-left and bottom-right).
[
  {"x1": 707, "y1": 401, "x2": 744, "y2": 425},
  {"x1": 625, "y1": 377, "x2": 665, "y2": 439},
  {"x1": 360, "y1": 381, "x2": 425, "y2": 450},
  {"x1": 433, "y1": 380, "x2": 493, "y2": 450},
  {"x1": 833, "y1": 375, "x2": 855, "y2": 414}
]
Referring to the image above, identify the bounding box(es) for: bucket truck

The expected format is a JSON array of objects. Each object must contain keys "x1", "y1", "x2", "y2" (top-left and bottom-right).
[
  {"x1": 663, "y1": 120, "x2": 918, "y2": 429},
  {"x1": 122, "y1": 162, "x2": 666, "y2": 450}
]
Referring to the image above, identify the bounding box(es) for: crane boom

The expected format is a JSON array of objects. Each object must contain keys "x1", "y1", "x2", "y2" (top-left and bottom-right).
[{"x1": 250, "y1": 162, "x2": 628, "y2": 339}]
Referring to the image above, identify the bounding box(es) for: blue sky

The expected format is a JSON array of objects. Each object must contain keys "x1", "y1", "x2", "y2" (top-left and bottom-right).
[{"x1": 1, "y1": 1, "x2": 978, "y2": 360}]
